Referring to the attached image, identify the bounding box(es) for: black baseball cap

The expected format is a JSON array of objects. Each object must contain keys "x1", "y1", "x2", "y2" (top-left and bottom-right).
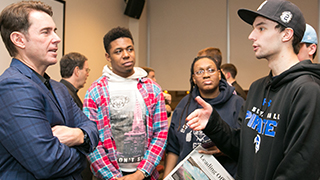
[{"x1": 238, "y1": 0, "x2": 305, "y2": 41}]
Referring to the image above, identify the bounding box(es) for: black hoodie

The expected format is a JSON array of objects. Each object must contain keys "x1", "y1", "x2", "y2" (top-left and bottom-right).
[{"x1": 203, "y1": 60, "x2": 320, "y2": 180}]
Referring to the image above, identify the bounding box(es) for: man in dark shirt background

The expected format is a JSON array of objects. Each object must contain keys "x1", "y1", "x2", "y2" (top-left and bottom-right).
[
  {"x1": 221, "y1": 63, "x2": 247, "y2": 100},
  {"x1": 60, "y1": 52, "x2": 90, "y2": 110}
]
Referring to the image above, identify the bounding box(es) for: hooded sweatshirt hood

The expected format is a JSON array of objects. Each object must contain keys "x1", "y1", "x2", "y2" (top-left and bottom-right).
[
  {"x1": 192, "y1": 79, "x2": 236, "y2": 107},
  {"x1": 256, "y1": 60, "x2": 320, "y2": 113},
  {"x1": 102, "y1": 65, "x2": 147, "y2": 81},
  {"x1": 267, "y1": 60, "x2": 320, "y2": 90}
]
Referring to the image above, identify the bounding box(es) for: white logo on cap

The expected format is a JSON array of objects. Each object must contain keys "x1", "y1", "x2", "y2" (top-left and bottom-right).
[
  {"x1": 280, "y1": 11, "x2": 293, "y2": 23},
  {"x1": 257, "y1": 0, "x2": 267, "y2": 11}
]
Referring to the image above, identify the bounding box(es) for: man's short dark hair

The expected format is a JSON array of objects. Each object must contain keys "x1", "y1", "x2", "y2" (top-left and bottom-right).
[
  {"x1": 221, "y1": 63, "x2": 237, "y2": 79},
  {"x1": 0, "y1": 1, "x2": 53, "y2": 57},
  {"x1": 60, "y1": 52, "x2": 87, "y2": 78},
  {"x1": 103, "y1": 26, "x2": 134, "y2": 54}
]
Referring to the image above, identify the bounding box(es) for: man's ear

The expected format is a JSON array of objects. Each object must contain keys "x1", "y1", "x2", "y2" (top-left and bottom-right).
[
  {"x1": 282, "y1": 28, "x2": 294, "y2": 42},
  {"x1": 10, "y1": 31, "x2": 26, "y2": 49},
  {"x1": 309, "y1": 44, "x2": 317, "y2": 56},
  {"x1": 105, "y1": 52, "x2": 111, "y2": 62},
  {"x1": 73, "y1": 66, "x2": 80, "y2": 77},
  {"x1": 225, "y1": 72, "x2": 231, "y2": 79}
]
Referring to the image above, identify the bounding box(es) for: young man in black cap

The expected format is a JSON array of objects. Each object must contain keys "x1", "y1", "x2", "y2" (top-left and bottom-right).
[{"x1": 186, "y1": 0, "x2": 320, "y2": 179}]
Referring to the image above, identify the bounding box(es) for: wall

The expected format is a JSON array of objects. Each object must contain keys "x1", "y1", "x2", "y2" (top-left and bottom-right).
[{"x1": 149, "y1": 0, "x2": 228, "y2": 91}]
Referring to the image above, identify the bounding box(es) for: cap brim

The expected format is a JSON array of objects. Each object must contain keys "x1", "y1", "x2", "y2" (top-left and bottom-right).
[{"x1": 238, "y1": 9, "x2": 263, "y2": 25}]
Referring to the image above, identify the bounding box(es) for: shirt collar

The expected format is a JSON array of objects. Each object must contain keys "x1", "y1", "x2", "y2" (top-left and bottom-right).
[
  {"x1": 60, "y1": 79, "x2": 78, "y2": 93},
  {"x1": 32, "y1": 70, "x2": 50, "y2": 83}
]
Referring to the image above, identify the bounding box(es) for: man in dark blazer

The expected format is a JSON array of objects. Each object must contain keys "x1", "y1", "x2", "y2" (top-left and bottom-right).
[{"x1": 0, "y1": 1, "x2": 99, "y2": 179}]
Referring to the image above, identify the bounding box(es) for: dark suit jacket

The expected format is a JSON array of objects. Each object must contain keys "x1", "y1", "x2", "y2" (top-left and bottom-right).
[{"x1": 0, "y1": 59, "x2": 99, "y2": 180}]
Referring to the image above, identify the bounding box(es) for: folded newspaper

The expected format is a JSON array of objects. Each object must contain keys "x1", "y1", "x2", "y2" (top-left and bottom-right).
[{"x1": 164, "y1": 145, "x2": 234, "y2": 180}]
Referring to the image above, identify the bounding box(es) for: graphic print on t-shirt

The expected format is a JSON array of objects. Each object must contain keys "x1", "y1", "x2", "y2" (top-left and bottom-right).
[{"x1": 109, "y1": 94, "x2": 146, "y2": 165}]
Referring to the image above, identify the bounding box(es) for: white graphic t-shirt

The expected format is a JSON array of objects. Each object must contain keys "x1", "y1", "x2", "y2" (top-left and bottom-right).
[{"x1": 103, "y1": 65, "x2": 148, "y2": 172}]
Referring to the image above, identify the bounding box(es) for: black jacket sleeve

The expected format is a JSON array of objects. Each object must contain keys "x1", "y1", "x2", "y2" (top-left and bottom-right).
[{"x1": 202, "y1": 107, "x2": 241, "y2": 161}]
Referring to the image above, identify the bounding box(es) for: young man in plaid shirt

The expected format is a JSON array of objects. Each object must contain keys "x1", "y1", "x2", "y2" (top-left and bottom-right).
[{"x1": 83, "y1": 27, "x2": 168, "y2": 180}]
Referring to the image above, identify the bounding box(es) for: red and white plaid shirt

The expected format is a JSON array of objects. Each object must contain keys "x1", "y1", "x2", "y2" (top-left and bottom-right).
[{"x1": 83, "y1": 76, "x2": 167, "y2": 180}]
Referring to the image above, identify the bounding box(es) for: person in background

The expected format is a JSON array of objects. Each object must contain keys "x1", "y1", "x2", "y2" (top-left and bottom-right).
[
  {"x1": 83, "y1": 27, "x2": 168, "y2": 180},
  {"x1": 164, "y1": 56, "x2": 244, "y2": 178},
  {"x1": 60, "y1": 52, "x2": 90, "y2": 110},
  {"x1": 298, "y1": 23, "x2": 318, "y2": 62},
  {"x1": 141, "y1": 66, "x2": 156, "y2": 82},
  {"x1": 221, "y1": 63, "x2": 247, "y2": 100},
  {"x1": 187, "y1": 0, "x2": 320, "y2": 179},
  {"x1": 197, "y1": 47, "x2": 223, "y2": 67},
  {"x1": 0, "y1": 1, "x2": 99, "y2": 179}
]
